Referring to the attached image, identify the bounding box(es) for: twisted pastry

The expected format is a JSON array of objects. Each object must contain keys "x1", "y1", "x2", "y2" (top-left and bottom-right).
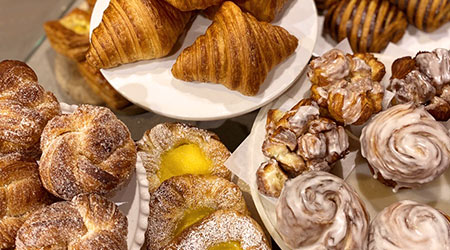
[
  {"x1": 360, "y1": 103, "x2": 450, "y2": 190},
  {"x1": 324, "y1": 0, "x2": 408, "y2": 53},
  {"x1": 172, "y1": 1, "x2": 298, "y2": 96},
  {"x1": 276, "y1": 171, "x2": 369, "y2": 249},
  {"x1": 164, "y1": 0, "x2": 224, "y2": 10},
  {"x1": 368, "y1": 200, "x2": 450, "y2": 250}
]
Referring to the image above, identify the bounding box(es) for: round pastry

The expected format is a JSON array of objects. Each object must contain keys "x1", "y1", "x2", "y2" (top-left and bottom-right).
[
  {"x1": 166, "y1": 209, "x2": 271, "y2": 250},
  {"x1": 0, "y1": 155, "x2": 50, "y2": 249},
  {"x1": 145, "y1": 174, "x2": 248, "y2": 250},
  {"x1": 0, "y1": 60, "x2": 61, "y2": 160},
  {"x1": 137, "y1": 123, "x2": 231, "y2": 193},
  {"x1": 39, "y1": 104, "x2": 137, "y2": 200},
  {"x1": 307, "y1": 49, "x2": 386, "y2": 125},
  {"x1": 360, "y1": 103, "x2": 450, "y2": 191},
  {"x1": 368, "y1": 200, "x2": 450, "y2": 250},
  {"x1": 276, "y1": 171, "x2": 369, "y2": 249},
  {"x1": 16, "y1": 194, "x2": 127, "y2": 250}
]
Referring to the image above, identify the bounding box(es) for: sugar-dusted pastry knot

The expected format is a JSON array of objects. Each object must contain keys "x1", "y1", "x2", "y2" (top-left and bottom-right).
[
  {"x1": 16, "y1": 194, "x2": 127, "y2": 250},
  {"x1": 0, "y1": 60, "x2": 61, "y2": 160},
  {"x1": 276, "y1": 171, "x2": 370, "y2": 249},
  {"x1": 172, "y1": 1, "x2": 298, "y2": 96},
  {"x1": 368, "y1": 200, "x2": 450, "y2": 250},
  {"x1": 388, "y1": 48, "x2": 450, "y2": 121},
  {"x1": 39, "y1": 105, "x2": 137, "y2": 200},
  {"x1": 324, "y1": 0, "x2": 408, "y2": 53},
  {"x1": 164, "y1": 0, "x2": 224, "y2": 10},
  {"x1": 86, "y1": 0, "x2": 192, "y2": 69},
  {"x1": 389, "y1": 0, "x2": 450, "y2": 32},
  {"x1": 360, "y1": 103, "x2": 450, "y2": 191},
  {"x1": 308, "y1": 49, "x2": 386, "y2": 125}
]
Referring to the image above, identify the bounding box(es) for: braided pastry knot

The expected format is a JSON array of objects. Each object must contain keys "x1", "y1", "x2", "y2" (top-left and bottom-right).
[
  {"x1": 39, "y1": 105, "x2": 137, "y2": 200},
  {"x1": 0, "y1": 60, "x2": 61, "y2": 160},
  {"x1": 361, "y1": 103, "x2": 450, "y2": 190},
  {"x1": 276, "y1": 171, "x2": 370, "y2": 249},
  {"x1": 16, "y1": 194, "x2": 127, "y2": 250}
]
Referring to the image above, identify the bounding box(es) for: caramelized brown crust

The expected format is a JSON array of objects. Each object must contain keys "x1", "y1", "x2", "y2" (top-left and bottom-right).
[
  {"x1": 145, "y1": 175, "x2": 248, "y2": 250},
  {"x1": 234, "y1": 0, "x2": 290, "y2": 22},
  {"x1": 16, "y1": 194, "x2": 127, "y2": 250},
  {"x1": 86, "y1": 0, "x2": 193, "y2": 69},
  {"x1": 172, "y1": 1, "x2": 298, "y2": 96},
  {"x1": 324, "y1": 0, "x2": 408, "y2": 53},
  {"x1": 314, "y1": 0, "x2": 338, "y2": 12},
  {"x1": 39, "y1": 105, "x2": 137, "y2": 200},
  {"x1": 164, "y1": 0, "x2": 224, "y2": 10},
  {"x1": 0, "y1": 60, "x2": 61, "y2": 160}
]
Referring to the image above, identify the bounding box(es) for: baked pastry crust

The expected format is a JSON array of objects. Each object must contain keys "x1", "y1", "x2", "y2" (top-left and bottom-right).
[
  {"x1": 39, "y1": 104, "x2": 137, "y2": 200},
  {"x1": 145, "y1": 174, "x2": 248, "y2": 249},
  {"x1": 234, "y1": 0, "x2": 290, "y2": 22},
  {"x1": 164, "y1": 0, "x2": 224, "y2": 10}
]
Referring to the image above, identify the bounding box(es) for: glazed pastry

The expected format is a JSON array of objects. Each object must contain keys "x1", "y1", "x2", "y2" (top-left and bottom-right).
[
  {"x1": 314, "y1": 0, "x2": 338, "y2": 12},
  {"x1": 44, "y1": 8, "x2": 91, "y2": 62},
  {"x1": 308, "y1": 49, "x2": 385, "y2": 125},
  {"x1": 368, "y1": 200, "x2": 450, "y2": 249},
  {"x1": 0, "y1": 155, "x2": 50, "y2": 249},
  {"x1": 360, "y1": 103, "x2": 450, "y2": 191},
  {"x1": 324, "y1": 0, "x2": 408, "y2": 53},
  {"x1": 388, "y1": 48, "x2": 450, "y2": 121},
  {"x1": 86, "y1": 0, "x2": 192, "y2": 69},
  {"x1": 164, "y1": 0, "x2": 224, "y2": 10},
  {"x1": 39, "y1": 105, "x2": 137, "y2": 200},
  {"x1": 145, "y1": 174, "x2": 248, "y2": 249},
  {"x1": 137, "y1": 123, "x2": 231, "y2": 193},
  {"x1": 16, "y1": 194, "x2": 127, "y2": 250},
  {"x1": 389, "y1": 0, "x2": 450, "y2": 32},
  {"x1": 276, "y1": 171, "x2": 370, "y2": 249},
  {"x1": 165, "y1": 209, "x2": 270, "y2": 249},
  {"x1": 259, "y1": 99, "x2": 349, "y2": 197},
  {"x1": 172, "y1": 1, "x2": 298, "y2": 96},
  {"x1": 0, "y1": 60, "x2": 61, "y2": 160}
]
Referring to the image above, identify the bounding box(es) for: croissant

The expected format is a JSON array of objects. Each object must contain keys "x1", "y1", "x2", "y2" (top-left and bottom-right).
[
  {"x1": 389, "y1": 0, "x2": 450, "y2": 31},
  {"x1": 86, "y1": 0, "x2": 193, "y2": 69},
  {"x1": 172, "y1": 1, "x2": 298, "y2": 96},
  {"x1": 164, "y1": 0, "x2": 224, "y2": 10},
  {"x1": 324, "y1": 0, "x2": 408, "y2": 52}
]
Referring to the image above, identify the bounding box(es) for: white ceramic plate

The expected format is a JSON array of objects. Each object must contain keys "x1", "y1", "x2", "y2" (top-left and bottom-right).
[{"x1": 89, "y1": 0, "x2": 318, "y2": 121}]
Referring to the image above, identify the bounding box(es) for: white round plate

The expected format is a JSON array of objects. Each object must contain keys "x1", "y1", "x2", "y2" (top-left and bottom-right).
[
  {"x1": 89, "y1": 0, "x2": 318, "y2": 121},
  {"x1": 247, "y1": 55, "x2": 450, "y2": 249}
]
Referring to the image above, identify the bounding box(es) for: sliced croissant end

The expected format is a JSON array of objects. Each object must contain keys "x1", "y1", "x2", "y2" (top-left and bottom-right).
[{"x1": 256, "y1": 159, "x2": 288, "y2": 198}]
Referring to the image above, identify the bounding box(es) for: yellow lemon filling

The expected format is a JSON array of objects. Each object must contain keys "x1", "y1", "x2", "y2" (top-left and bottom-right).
[
  {"x1": 174, "y1": 207, "x2": 215, "y2": 236},
  {"x1": 209, "y1": 242, "x2": 243, "y2": 250},
  {"x1": 60, "y1": 15, "x2": 89, "y2": 35},
  {"x1": 158, "y1": 144, "x2": 212, "y2": 183}
]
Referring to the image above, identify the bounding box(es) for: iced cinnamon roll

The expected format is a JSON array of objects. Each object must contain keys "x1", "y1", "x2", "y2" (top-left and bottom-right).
[
  {"x1": 276, "y1": 171, "x2": 369, "y2": 249},
  {"x1": 368, "y1": 200, "x2": 450, "y2": 250},
  {"x1": 361, "y1": 103, "x2": 450, "y2": 191}
]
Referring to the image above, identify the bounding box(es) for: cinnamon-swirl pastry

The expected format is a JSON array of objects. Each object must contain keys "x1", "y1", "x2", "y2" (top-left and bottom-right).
[
  {"x1": 360, "y1": 103, "x2": 450, "y2": 191},
  {"x1": 368, "y1": 200, "x2": 450, "y2": 250},
  {"x1": 276, "y1": 171, "x2": 370, "y2": 249}
]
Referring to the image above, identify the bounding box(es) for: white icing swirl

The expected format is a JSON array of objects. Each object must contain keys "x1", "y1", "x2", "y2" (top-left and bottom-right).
[
  {"x1": 276, "y1": 171, "x2": 369, "y2": 250},
  {"x1": 368, "y1": 200, "x2": 450, "y2": 250},
  {"x1": 308, "y1": 49, "x2": 351, "y2": 82}
]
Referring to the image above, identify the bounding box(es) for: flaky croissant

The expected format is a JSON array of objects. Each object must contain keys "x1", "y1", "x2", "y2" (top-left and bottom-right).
[
  {"x1": 172, "y1": 1, "x2": 298, "y2": 96},
  {"x1": 164, "y1": 0, "x2": 224, "y2": 10},
  {"x1": 86, "y1": 0, "x2": 192, "y2": 69}
]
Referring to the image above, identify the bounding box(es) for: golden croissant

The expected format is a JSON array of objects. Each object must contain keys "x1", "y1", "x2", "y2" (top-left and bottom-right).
[
  {"x1": 164, "y1": 0, "x2": 224, "y2": 10},
  {"x1": 172, "y1": 1, "x2": 298, "y2": 96},
  {"x1": 86, "y1": 0, "x2": 192, "y2": 69}
]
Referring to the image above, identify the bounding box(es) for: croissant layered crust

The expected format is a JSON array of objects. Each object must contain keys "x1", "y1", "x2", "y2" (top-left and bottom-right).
[
  {"x1": 164, "y1": 0, "x2": 224, "y2": 10},
  {"x1": 234, "y1": 0, "x2": 290, "y2": 22}
]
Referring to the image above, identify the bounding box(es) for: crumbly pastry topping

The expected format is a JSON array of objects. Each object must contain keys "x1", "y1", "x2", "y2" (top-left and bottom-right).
[
  {"x1": 276, "y1": 171, "x2": 369, "y2": 250},
  {"x1": 368, "y1": 200, "x2": 450, "y2": 250},
  {"x1": 360, "y1": 103, "x2": 450, "y2": 191}
]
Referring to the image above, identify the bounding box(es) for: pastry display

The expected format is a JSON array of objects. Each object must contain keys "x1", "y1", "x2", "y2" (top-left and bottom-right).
[
  {"x1": 39, "y1": 104, "x2": 137, "y2": 200},
  {"x1": 166, "y1": 209, "x2": 271, "y2": 249},
  {"x1": 16, "y1": 194, "x2": 127, "y2": 250},
  {"x1": 137, "y1": 123, "x2": 231, "y2": 193},
  {"x1": 0, "y1": 60, "x2": 61, "y2": 160},
  {"x1": 307, "y1": 49, "x2": 386, "y2": 125},
  {"x1": 324, "y1": 0, "x2": 408, "y2": 53},
  {"x1": 164, "y1": 0, "x2": 224, "y2": 11},
  {"x1": 276, "y1": 171, "x2": 369, "y2": 249},
  {"x1": 172, "y1": 1, "x2": 298, "y2": 96},
  {"x1": 388, "y1": 48, "x2": 450, "y2": 121},
  {"x1": 360, "y1": 103, "x2": 450, "y2": 191},
  {"x1": 145, "y1": 174, "x2": 248, "y2": 249},
  {"x1": 0, "y1": 155, "x2": 50, "y2": 249},
  {"x1": 368, "y1": 200, "x2": 450, "y2": 249},
  {"x1": 86, "y1": 0, "x2": 193, "y2": 69},
  {"x1": 259, "y1": 98, "x2": 349, "y2": 197}
]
